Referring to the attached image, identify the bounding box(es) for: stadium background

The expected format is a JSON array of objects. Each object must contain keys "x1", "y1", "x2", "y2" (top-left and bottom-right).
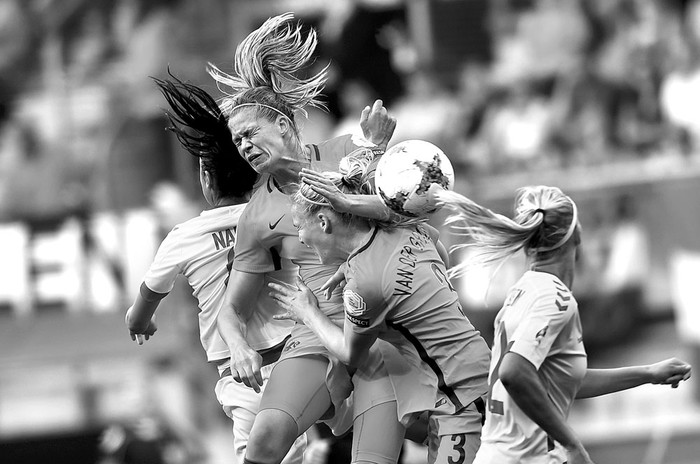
[{"x1": 0, "y1": 0, "x2": 699, "y2": 463}]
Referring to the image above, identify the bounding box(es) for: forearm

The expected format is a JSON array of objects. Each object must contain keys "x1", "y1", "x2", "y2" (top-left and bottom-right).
[
  {"x1": 300, "y1": 307, "x2": 350, "y2": 364},
  {"x1": 501, "y1": 354, "x2": 585, "y2": 453},
  {"x1": 344, "y1": 194, "x2": 398, "y2": 221},
  {"x1": 217, "y1": 306, "x2": 251, "y2": 352},
  {"x1": 577, "y1": 366, "x2": 652, "y2": 399},
  {"x1": 126, "y1": 283, "x2": 165, "y2": 331}
]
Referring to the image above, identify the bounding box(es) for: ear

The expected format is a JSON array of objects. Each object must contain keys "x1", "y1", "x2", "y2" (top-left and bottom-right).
[
  {"x1": 277, "y1": 114, "x2": 291, "y2": 136},
  {"x1": 318, "y1": 212, "x2": 332, "y2": 234}
]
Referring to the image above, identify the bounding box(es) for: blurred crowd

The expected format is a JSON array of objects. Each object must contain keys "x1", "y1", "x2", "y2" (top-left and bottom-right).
[{"x1": 1, "y1": 0, "x2": 700, "y2": 220}]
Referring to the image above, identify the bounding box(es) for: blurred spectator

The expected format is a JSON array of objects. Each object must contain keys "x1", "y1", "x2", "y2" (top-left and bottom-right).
[
  {"x1": 97, "y1": 415, "x2": 201, "y2": 464},
  {"x1": 479, "y1": 78, "x2": 556, "y2": 172},
  {"x1": 332, "y1": 78, "x2": 380, "y2": 139},
  {"x1": 389, "y1": 68, "x2": 463, "y2": 152},
  {"x1": 659, "y1": 15, "x2": 700, "y2": 154}
]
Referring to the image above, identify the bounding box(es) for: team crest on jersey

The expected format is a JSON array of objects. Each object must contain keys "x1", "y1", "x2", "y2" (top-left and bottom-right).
[{"x1": 344, "y1": 290, "x2": 369, "y2": 326}]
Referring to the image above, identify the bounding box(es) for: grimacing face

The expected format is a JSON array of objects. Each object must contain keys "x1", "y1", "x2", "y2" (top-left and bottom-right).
[{"x1": 228, "y1": 108, "x2": 288, "y2": 173}]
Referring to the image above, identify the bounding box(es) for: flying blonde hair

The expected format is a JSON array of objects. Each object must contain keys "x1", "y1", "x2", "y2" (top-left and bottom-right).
[
  {"x1": 207, "y1": 12, "x2": 328, "y2": 122},
  {"x1": 437, "y1": 185, "x2": 579, "y2": 278}
]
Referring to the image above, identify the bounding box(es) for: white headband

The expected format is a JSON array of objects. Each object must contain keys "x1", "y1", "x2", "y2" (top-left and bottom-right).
[
  {"x1": 232, "y1": 102, "x2": 292, "y2": 121},
  {"x1": 534, "y1": 197, "x2": 579, "y2": 253}
]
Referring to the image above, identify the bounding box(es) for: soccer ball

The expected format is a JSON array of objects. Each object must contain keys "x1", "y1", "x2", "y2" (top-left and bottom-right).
[{"x1": 375, "y1": 140, "x2": 455, "y2": 217}]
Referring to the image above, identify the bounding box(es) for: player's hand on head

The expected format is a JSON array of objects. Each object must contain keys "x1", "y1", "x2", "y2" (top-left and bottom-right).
[
  {"x1": 269, "y1": 275, "x2": 320, "y2": 324},
  {"x1": 360, "y1": 99, "x2": 396, "y2": 152},
  {"x1": 300, "y1": 169, "x2": 351, "y2": 213},
  {"x1": 649, "y1": 357, "x2": 692, "y2": 387},
  {"x1": 229, "y1": 345, "x2": 264, "y2": 393},
  {"x1": 321, "y1": 263, "x2": 347, "y2": 300}
]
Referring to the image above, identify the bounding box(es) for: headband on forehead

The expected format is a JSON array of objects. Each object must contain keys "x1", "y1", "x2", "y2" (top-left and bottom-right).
[
  {"x1": 232, "y1": 102, "x2": 293, "y2": 121},
  {"x1": 534, "y1": 197, "x2": 578, "y2": 253}
]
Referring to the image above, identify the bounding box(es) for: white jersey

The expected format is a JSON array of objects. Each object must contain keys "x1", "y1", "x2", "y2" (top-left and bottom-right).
[
  {"x1": 476, "y1": 271, "x2": 587, "y2": 464},
  {"x1": 143, "y1": 205, "x2": 295, "y2": 361}
]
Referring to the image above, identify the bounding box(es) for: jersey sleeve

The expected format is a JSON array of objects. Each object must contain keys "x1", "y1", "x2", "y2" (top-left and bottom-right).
[
  {"x1": 508, "y1": 286, "x2": 576, "y2": 370},
  {"x1": 142, "y1": 227, "x2": 183, "y2": 294},
  {"x1": 342, "y1": 262, "x2": 388, "y2": 337}
]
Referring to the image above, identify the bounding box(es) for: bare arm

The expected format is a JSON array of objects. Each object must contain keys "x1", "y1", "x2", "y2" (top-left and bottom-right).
[
  {"x1": 125, "y1": 283, "x2": 165, "y2": 344},
  {"x1": 299, "y1": 169, "x2": 398, "y2": 221},
  {"x1": 217, "y1": 268, "x2": 265, "y2": 392},
  {"x1": 576, "y1": 357, "x2": 691, "y2": 399},
  {"x1": 269, "y1": 276, "x2": 377, "y2": 368},
  {"x1": 500, "y1": 352, "x2": 594, "y2": 464}
]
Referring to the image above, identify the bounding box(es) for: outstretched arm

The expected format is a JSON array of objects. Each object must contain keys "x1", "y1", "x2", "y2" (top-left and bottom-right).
[
  {"x1": 125, "y1": 283, "x2": 165, "y2": 344},
  {"x1": 500, "y1": 353, "x2": 595, "y2": 464},
  {"x1": 217, "y1": 268, "x2": 265, "y2": 392},
  {"x1": 576, "y1": 357, "x2": 691, "y2": 399},
  {"x1": 300, "y1": 168, "x2": 398, "y2": 221}
]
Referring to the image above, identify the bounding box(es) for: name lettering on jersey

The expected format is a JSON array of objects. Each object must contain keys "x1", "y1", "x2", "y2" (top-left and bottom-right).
[
  {"x1": 504, "y1": 288, "x2": 524, "y2": 307},
  {"x1": 212, "y1": 229, "x2": 235, "y2": 251},
  {"x1": 394, "y1": 227, "x2": 431, "y2": 296},
  {"x1": 554, "y1": 283, "x2": 571, "y2": 312}
]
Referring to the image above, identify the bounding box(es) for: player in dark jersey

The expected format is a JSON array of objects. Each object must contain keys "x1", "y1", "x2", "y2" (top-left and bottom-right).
[
  {"x1": 208, "y1": 13, "x2": 428, "y2": 464},
  {"x1": 268, "y1": 154, "x2": 491, "y2": 464},
  {"x1": 435, "y1": 186, "x2": 691, "y2": 464}
]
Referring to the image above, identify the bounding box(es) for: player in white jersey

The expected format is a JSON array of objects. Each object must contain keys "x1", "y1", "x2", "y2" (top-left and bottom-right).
[
  {"x1": 124, "y1": 75, "x2": 303, "y2": 464},
  {"x1": 437, "y1": 185, "x2": 692, "y2": 464},
  {"x1": 268, "y1": 154, "x2": 491, "y2": 464}
]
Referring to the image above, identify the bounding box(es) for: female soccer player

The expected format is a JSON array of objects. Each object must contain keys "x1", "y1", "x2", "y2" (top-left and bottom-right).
[
  {"x1": 435, "y1": 185, "x2": 692, "y2": 464},
  {"x1": 124, "y1": 74, "x2": 305, "y2": 463},
  {"x1": 267, "y1": 157, "x2": 492, "y2": 464},
  {"x1": 209, "y1": 13, "x2": 428, "y2": 464}
]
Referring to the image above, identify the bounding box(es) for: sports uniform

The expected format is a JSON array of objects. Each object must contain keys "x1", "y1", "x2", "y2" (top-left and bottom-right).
[
  {"x1": 233, "y1": 134, "x2": 430, "y2": 460},
  {"x1": 474, "y1": 271, "x2": 587, "y2": 464},
  {"x1": 142, "y1": 204, "x2": 303, "y2": 464},
  {"x1": 343, "y1": 224, "x2": 491, "y2": 464}
]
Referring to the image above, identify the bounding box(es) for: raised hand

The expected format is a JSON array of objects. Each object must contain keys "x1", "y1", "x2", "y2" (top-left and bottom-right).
[{"x1": 360, "y1": 99, "x2": 396, "y2": 151}]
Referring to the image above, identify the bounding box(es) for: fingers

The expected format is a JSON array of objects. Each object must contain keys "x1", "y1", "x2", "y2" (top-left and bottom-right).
[
  {"x1": 360, "y1": 105, "x2": 370, "y2": 124},
  {"x1": 371, "y1": 99, "x2": 385, "y2": 115},
  {"x1": 136, "y1": 334, "x2": 144, "y2": 345}
]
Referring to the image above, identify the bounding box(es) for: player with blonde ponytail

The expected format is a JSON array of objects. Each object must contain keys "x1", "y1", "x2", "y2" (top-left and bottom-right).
[{"x1": 437, "y1": 186, "x2": 691, "y2": 464}]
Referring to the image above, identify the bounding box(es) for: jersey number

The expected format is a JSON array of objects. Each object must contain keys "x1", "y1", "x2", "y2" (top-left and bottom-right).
[
  {"x1": 431, "y1": 263, "x2": 466, "y2": 317},
  {"x1": 487, "y1": 322, "x2": 514, "y2": 415},
  {"x1": 447, "y1": 433, "x2": 467, "y2": 464}
]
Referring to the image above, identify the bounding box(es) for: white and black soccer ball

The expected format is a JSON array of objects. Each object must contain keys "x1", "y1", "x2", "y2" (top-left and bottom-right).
[{"x1": 375, "y1": 140, "x2": 455, "y2": 217}]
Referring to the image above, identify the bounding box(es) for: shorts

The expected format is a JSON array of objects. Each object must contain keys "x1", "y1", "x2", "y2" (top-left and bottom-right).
[
  {"x1": 275, "y1": 322, "x2": 354, "y2": 424},
  {"x1": 214, "y1": 362, "x2": 307, "y2": 464},
  {"x1": 426, "y1": 398, "x2": 486, "y2": 464}
]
